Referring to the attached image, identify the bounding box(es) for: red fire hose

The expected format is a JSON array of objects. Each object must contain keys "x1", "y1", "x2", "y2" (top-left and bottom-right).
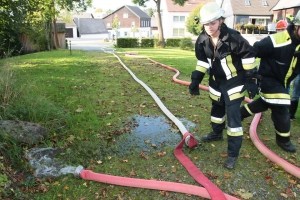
[{"x1": 75, "y1": 53, "x2": 300, "y2": 200}]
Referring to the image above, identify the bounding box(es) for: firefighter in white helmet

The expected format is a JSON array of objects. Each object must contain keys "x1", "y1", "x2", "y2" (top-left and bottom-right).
[
  {"x1": 189, "y1": 2, "x2": 258, "y2": 169},
  {"x1": 240, "y1": 10, "x2": 300, "y2": 153}
]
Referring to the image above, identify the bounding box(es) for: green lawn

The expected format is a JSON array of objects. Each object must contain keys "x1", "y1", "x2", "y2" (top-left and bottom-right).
[{"x1": 0, "y1": 48, "x2": 299, "y2": 200}]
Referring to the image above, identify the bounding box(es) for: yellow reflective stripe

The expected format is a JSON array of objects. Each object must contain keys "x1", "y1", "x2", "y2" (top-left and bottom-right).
[
  {"x1": 242, "y1": 57, "x2": 256, "y2": 70},
  {"x1": 227, "y1": 129, "x2": 243, "y2": 136},
  {"x1": 275, "y1": 130, "x2": 290, "y2": 137},
  {"x1": 285, "y1": 44, "x2": 300, "y2": 87},
  {"x1": 229, "y1": 92, "x2": 245, "y2": 101},
  {"x1": 211, "y1": 115, "x2": 226, "y2": 124},
  {"x1": 196, "y1": 65, "x2": 207, "y2": 73},
  {"x1": 244, "y1": 104, "x2": 254, "y2": 115},
  {"x1": 260, "y1": 92, "x2": 290, "y2": 105},
  {"x1": 270, "y1": 31, "x2": 291, "y2": 48},
  {"x1": 209, "y1": 93, "x2": 220, "y2": 101},
  {"x1": 227, "y1": 85, "x2": 244, "y2": 101},
  {"x1": 209, "y1": 86, "x2": 221, "y2": 101},
  {"x1": 221, "y1": 55, "x2": 237, "y2": 79}
]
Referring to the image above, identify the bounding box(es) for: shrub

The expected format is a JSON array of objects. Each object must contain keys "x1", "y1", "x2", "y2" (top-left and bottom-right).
[
  {"x1": 140, "y1": 38, "x2": 155, "y2": 47},
  {"x1": 180, "y1": 37, "x2": 194, "y2": 51},
  {"x1": 165, "y1": 38, "x2": 181, "y2": 47},
  {"x1": 116, "y1": 38, "x2": 138, "y2": 48}
]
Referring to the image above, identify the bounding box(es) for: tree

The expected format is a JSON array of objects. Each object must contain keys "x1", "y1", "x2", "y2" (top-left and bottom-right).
[
  {"x1": 112, "y1": 16, "x2": 121, "y2": 39},
  {"x1": 143, "y1": 8, "x2": 155, "y2": 17},
  {"x1": 50, "y1": 0, "x2": 92, "y2": 48},
  {"x1": 186, "y1": 5, "x2": 203, "y2": 36},
  {"x1": 132, "y1": 0, "x2": 189, "y2": 48}
]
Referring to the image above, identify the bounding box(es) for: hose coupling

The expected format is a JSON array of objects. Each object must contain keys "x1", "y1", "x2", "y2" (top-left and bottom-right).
[
  {"x1": 74, "y1": 165, "x2": 84, "y2": 178},
  {"x1": 185, "y1": 135, "x2": 191, "y2": 147}
]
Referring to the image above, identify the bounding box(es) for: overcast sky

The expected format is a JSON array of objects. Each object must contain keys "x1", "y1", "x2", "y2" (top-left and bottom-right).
[{"x1": 88, "y1": 0, "x2": 156, "y2": 11}]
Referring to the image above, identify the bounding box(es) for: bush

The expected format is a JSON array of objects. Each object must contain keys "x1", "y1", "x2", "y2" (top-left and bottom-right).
[
  {"x1": 140, "y1": 38, "x2": 154, "y2": 47},
  {"x1": 116, "y1": 38, "x2": 138, "y2": 48},
  {"x1": 165, "y1": 38, "x2": 181, "y2": 47},
  {"x1": 180, "y1": 37, "x2": 194, "y2": 51}
]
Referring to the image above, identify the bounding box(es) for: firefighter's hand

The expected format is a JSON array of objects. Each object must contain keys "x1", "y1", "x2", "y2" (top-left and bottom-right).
[
  {"x1": 241, "y1": 79, "x2": 259, "y2": 99},
  {"x1": 189, "y1": 79, "x2": 200, "y2": 95}
]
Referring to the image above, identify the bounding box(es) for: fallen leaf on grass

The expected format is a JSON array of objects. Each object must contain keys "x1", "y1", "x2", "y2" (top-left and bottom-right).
[
  {"x1": 97, "y1": 160, "x2": 102, "y2": 164},
  {"x1": 75, "y1": 108, "x2": 83, "y2": 112},
  {"x1": 265, "y1": 176, "x2": 272, "y2": 181},
  {"x1": 223, "y1": 173, "x2": 230, "y2": 179},
  {"x1": 220, "y1": 153, "x2": 227, "y2": 157},
  {"x1": 158, "y1": 151, "x2": 166, "y2": 156},
  {"x1": 129, "y1": 169, "x2": 136, "y2": 176},
  {"x1": 237, "y1": 189, "x2": 253, "y2": 199}
]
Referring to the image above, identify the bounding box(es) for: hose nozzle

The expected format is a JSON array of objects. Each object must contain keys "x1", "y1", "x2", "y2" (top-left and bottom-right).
[{"x1": 74, "y1": 165, "x2": 84, "y2": 178}]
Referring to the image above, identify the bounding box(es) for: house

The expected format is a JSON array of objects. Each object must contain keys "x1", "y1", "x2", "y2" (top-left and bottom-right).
[
  {"x1": 272, "y1": 0, "x2": 300, "y2": 21},
  {"x1": 218, "y1": 0, "x2": 279, "y2": 29},
  {"x1": 102, "y1": 5, "x2": 151, "y2": 40},
  {"x1": 73, "y1": 18, "x2": 108, "y2": 39},
  {"x1": 160, "y1": 0, "x2": 214, "y2": 39}
]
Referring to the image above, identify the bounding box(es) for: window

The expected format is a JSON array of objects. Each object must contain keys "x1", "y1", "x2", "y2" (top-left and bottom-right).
[
  {"x1": 245, "y1": 0, "x2": 251, "y2": 6},
  {"x1": 173, "y1": 16, "x2": 185, "y2": 22},
  {"x1": 123, "y1": 13, "x2": 128, "y2": 18},
  {"x1": 173, "y1": 28, "x2": 185, "y2": 37},
  {"x1": 107, "y1": 23, "x2": 110, "y2": 28},
  {"x1": 262, "y1": 1, "x2": 268, "y2": 6},
  {"x1": 131, "y1": 21, "x2": 135, "y2": 27}
]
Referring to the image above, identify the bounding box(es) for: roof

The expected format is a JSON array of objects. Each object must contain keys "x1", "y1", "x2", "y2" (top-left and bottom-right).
[
  {"x1": 165, "y1": 0, "x2": 214, "y2": 12},
  {"x1": 230, "y1": 0, "x2": 279, "y2": 15},
  {"x1": 103, "y1": 5, "x2": 150, "y2": 19},
  {"x1": 57, "y1": 19, "x2": 77, "y2": 27},
  {"x1": 272, "y1": 0, "x2": 300, "y2": 10},
  {"x1": 73, "y1": 18, "x2": 108, "y2": 34},
  {"x1": 126, "y1": 5, "x2": 150, "y2": 18}
]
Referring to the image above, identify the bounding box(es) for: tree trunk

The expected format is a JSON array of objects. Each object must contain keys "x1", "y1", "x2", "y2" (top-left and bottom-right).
[
  {"x1": 53, "y1": 19, "x2": 59, "y2": 48},
  {"x1": 156, "y1": 0, "x2": 165, "y2": 48}
]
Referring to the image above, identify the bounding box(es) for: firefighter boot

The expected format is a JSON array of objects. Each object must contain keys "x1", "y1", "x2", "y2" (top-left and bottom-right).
[
  {"x1": 276, "y1": 135, "x2": 296, "y2": 153},
  {"x1": 201, "y1": 131, "x2": 223, "y2": 142},
  {"x1": 289, "y1": 100, "x2": 299, "y2": 120},
  {"x1": 223, "y1": 156, "x2": 237, "y2": 169}
]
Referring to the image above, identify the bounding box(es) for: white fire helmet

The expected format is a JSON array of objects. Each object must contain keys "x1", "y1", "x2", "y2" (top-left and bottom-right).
[
  {"x1": 199, "y1": 2, "x2": 225, "y2": 24},
  {"x1": 293, "y1": 10, "x2": 300, "y2": 26}
]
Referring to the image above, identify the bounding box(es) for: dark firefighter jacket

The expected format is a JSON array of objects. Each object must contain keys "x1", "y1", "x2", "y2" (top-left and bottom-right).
[
  {"x1": 194, "y1": 23, "x2": 257, "y2": 105},
  {"x1": 254, "y1": 25, "x2": 300, "y2": 106}
]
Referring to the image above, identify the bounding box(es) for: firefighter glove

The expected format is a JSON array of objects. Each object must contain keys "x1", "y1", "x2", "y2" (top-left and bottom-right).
[
  {"x1": 189, "y1": 70, "x2": 204, "y2": 95},
  {"x1": 241, "y1": 79, "x2": 259, "y2": 99}
]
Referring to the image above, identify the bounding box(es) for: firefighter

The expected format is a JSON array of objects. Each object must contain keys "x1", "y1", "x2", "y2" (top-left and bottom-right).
[
  {"x1": 290, "y1": 74, "x2": 300, "y2": 120},
  {"x1": 275, "y1": 20, "x2": 288, "y2": 33},
  {"x1": 240, "y1": 10, "x2": 300, "y2": 153},
  {"x1": 189, "y1": 2, "x2": 258, "y2": 169}
]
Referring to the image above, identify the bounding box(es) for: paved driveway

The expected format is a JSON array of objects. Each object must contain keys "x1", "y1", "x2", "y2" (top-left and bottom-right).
[{"x1": 66, "y1": 38, "x2": 115, "y2": 52}]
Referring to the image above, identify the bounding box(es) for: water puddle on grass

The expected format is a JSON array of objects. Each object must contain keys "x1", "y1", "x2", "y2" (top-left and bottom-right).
[
  {"x1": 25, "y1": 115, "x2": 197, "y2": 177},
  {"x1": 113, "y1": 115, "x2": 197, "y2": 154}
]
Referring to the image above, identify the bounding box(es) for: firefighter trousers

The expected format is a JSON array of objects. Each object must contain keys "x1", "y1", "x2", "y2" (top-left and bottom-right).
[
  {"x1": 240, "y1": 97, "x2": 291, "y2": 141},
  {"x1": 211, "y1": 101, "x2": 243, "y2": 157}
]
